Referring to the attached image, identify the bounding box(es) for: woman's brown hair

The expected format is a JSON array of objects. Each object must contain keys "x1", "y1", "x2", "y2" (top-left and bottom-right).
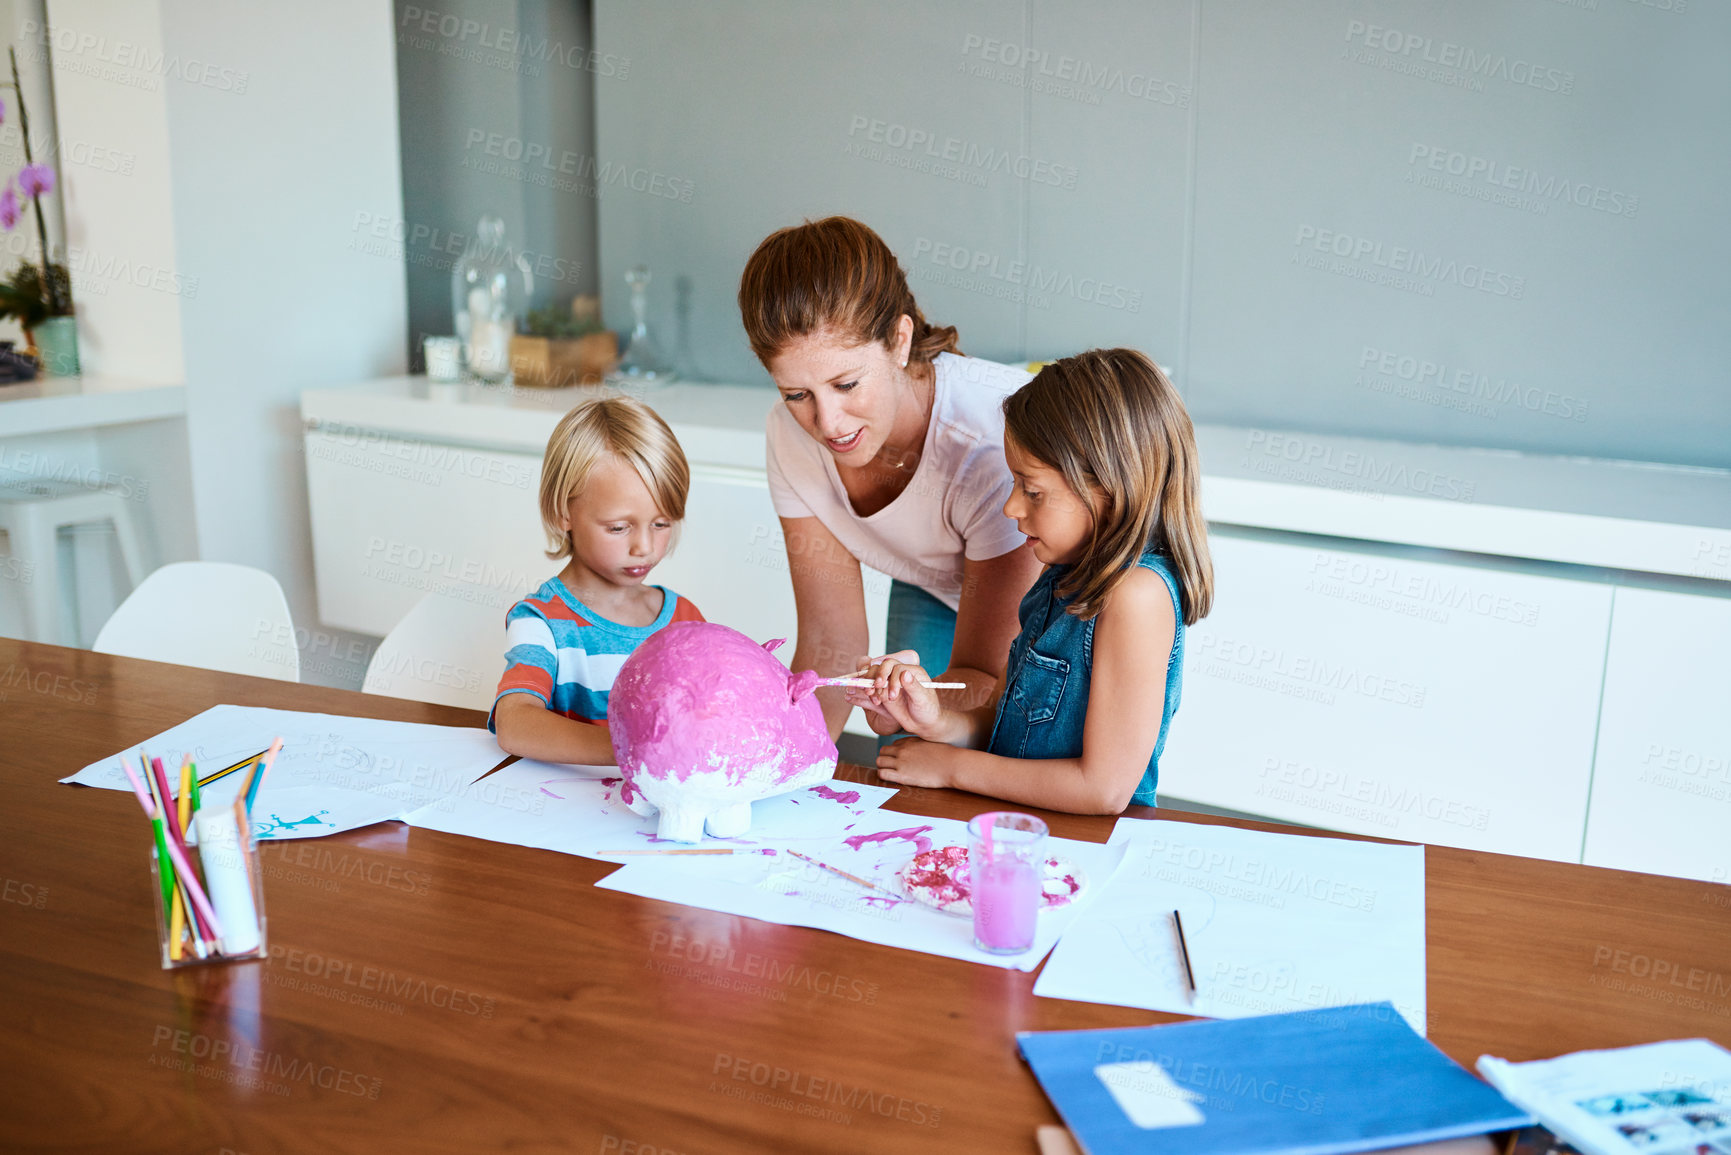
[
  {"x1": 1003, "y1": 349, "x2": 1213, "y2": 625},
  {"x1": 738, "y1": 216, "x2": 960, "y2": 367}
]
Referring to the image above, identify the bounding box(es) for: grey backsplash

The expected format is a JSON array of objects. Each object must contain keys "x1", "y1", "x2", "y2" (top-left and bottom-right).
[{"x1": 564, "y1": 0, "x2": 1728, "y2": 470}]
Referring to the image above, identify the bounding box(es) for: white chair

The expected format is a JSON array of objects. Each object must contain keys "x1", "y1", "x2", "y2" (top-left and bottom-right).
[
  {"x1": 0, "y1": 479, "x2": 146, "y2": 644},
  {"x1": 362, "y1": 591, "x2": 505, "y2": 712},
  {"x1": 93, "y1": 561, "x2": 301, "y2": 681}
]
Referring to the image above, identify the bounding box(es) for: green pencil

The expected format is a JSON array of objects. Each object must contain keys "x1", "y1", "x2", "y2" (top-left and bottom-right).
[{"x1": 150, "y1": 814, "x2": 176, "y2": 931}]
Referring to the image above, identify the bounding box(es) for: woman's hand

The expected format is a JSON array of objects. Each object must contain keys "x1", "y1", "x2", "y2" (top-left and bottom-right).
[
  {"x1": 875, "y1": 736, "x2": 962, "y2": 789},
  {"x1": 845, "y1": 651, "x2": 946, "y2": 738}
]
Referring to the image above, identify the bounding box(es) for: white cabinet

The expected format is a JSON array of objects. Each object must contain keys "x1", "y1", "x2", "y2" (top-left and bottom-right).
[
  {"x1": 303, "y1": 426, "x2": 548, "y2": 635},
  {"x1": 1158, "y1": 535, "x2": 1613, "y2": 862},
  {"x1": 1582, "y1": 587, "x2": 1731, "y2": 884}
]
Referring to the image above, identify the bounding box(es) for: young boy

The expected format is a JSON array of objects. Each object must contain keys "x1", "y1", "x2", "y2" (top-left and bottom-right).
[{"x1": 491, "y1": 396, "x2": 704, "y2": 765}]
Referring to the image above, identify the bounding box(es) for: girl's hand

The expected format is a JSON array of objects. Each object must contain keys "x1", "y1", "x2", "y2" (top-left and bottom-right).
[
  {"x1": 875, "y1": 737, "x2": 961, "y2": 790},
  {"x1": 844, "y1": 651, "x2": 945, "y2": 738}
]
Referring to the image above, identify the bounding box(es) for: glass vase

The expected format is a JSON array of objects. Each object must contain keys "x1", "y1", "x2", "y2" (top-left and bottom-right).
[
  {"x1": 451, "y1": 216, "x2": 532, "y2": 384},
  {"x1": 608, "y1": 264, "x2": 676, "y2": 385}
]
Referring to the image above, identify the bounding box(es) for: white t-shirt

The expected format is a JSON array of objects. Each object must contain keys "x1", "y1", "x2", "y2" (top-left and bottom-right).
[{"x1": 765, "y1": 352, "x2": 1031, "y2": 611}]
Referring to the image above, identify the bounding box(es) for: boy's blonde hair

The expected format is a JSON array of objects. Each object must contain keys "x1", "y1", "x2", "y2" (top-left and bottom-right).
[
  {"x1": 1003, "y1": 348, "x2": 1213, "y2": 624},
  {"x1": 538, "y1": 396, "x2": 690, "y2": 561}
]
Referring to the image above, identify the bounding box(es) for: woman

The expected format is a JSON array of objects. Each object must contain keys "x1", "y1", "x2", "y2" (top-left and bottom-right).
[{"x1": 738, "y1": 216, "x2": 1043, "y2": 740}]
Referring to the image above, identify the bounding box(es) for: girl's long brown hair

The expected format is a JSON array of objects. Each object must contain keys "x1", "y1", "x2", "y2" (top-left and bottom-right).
[
  {"x1": 738, "y1": 216, "x2": 960, "y2": 366},
  {"x1": 1003, "y1": 349, "x2": 1213, "y2": 624}
]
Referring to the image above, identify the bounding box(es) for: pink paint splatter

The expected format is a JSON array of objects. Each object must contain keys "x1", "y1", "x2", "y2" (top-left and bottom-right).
[
  {"x1": 812, "y1": 784, "x2": 860, "y2": 805},
  {"x1": 537, "y1": 777, "x2": 569, "y2": 800},
  {"x1": 843, "y1": 825, "x2": 933, "y2": 854}
]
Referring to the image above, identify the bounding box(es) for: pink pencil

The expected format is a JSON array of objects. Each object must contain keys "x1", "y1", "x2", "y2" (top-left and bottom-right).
[{"x1": 119, "y1": 757, "x2": 226, "y2": 941}]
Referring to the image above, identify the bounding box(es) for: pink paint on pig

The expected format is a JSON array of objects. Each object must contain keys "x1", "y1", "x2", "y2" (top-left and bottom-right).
[{"x1": 608, "y1": 623, "x2": 838, "y2": 842}]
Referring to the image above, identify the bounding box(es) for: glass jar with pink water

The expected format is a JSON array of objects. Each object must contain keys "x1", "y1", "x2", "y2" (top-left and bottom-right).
[{"x1": 968, "y1": 811, "x2": 1047, "y2": 954}]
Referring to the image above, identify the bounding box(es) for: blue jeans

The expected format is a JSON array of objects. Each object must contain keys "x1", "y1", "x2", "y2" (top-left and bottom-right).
[{"x1": 878, "y1": 580, "x2": 956, "y2": 749}]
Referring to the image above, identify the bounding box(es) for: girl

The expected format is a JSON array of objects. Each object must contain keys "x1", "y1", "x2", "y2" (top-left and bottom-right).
[
  {"x1": 848, "y1": 349, "x2": 1213, "y2": 814},
  {"x1": 491, "y1": 396, "x2": 704, "y2": 765},
  {"x1": 738, "y1": 216, "x2": 1042, "y2": 741}
]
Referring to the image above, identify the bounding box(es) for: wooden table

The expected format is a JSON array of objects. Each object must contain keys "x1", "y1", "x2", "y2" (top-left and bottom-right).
[{"x1": 2, "y1": 638, "x2": 1727, "y2": 1154}]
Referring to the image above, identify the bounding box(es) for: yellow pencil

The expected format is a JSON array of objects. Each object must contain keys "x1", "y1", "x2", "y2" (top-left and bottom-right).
[{"x1": 168, "y1": 760, "x2": 192, "y2": 960}]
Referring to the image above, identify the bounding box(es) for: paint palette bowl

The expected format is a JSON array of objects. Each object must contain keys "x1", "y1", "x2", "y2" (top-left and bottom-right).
[{"x1": 895, "y1": 846, "x2": 1087, "y2": 917}]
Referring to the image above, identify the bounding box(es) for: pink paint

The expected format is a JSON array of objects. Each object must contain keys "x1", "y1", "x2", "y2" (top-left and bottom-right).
[
  {"x1": 607, "y1": 623, "x2": 837, "y2": 841},
  {"x1": 539, "y1": 786, "x2": 562, "y2": 799},
  {"x1": 842, "y1": 825, "x2": 934, "y2": 854},
  {"x1": 787, "y1": 668, "x2": 822, "y2": 701},
  {"x1": 811, "y1": 784, "x2": 860, "y2": 805},
  {"x1": 902, "y1": 846, "x2": 971, "y2": 907},
  {"x1": 972, "y1": 857, "x2": 1039, "y2": 951}
]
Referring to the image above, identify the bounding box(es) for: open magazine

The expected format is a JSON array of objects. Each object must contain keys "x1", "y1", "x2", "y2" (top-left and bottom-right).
[{"x1": 1479, "y1": 1041, "x2": 1731, "y2": 1155}]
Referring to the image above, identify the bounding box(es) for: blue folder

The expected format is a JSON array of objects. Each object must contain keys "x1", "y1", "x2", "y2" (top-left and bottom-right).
[{"x1": 1018, "y1": 1002, "x2": 1532, "y2": 1155}]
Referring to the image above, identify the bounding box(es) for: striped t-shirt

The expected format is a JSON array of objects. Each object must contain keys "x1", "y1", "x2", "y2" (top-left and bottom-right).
[{"x1": 489, "y1": 576, "x2": 705, "y2": 731}]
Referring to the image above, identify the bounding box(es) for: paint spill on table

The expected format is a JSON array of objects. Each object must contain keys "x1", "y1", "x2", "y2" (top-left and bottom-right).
[{"x1": 843, "y1": 825, "x2": 934, "y2": 854}]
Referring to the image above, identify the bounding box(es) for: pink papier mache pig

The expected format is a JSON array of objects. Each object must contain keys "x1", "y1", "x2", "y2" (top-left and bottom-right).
[{"x1": 608, "y1": 622, "x2": 839, "y2": 843}]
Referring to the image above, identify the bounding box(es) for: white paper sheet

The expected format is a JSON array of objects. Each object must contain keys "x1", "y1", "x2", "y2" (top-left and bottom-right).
[
  {"x1": 1479, "y1": 1040, "x2": 1731, "y2": 1155},
  {"x1": 64, "y1": 704, "x2": 506, "y2": 840},
  {"x1": 594, "y1": 810, "x2": 1128, "y2": 971},
  {"x1": 399, "y1": 757, "x2": 898, "y2": 860},
  {"x1": 1032, "y1": 818, "x2": 1427, "y2": 1030}
]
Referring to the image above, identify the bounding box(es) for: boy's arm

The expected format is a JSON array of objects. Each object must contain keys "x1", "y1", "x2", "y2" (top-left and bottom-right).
[
  {"x1": 493, "y1": 694, "x2": 617, "y2": 765},
  {"x1": 491, "y1": 604, "x2": 618, "y2": 765}
]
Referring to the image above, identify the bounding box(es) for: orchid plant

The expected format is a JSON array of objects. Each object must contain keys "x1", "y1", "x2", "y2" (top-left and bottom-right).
[{"x1": 0, "y1": 45, "x2": 71, "y2": 331}]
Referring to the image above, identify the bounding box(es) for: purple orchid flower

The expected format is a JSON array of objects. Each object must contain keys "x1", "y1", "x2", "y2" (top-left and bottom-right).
[
  {"x1": 17, "y1": 164, "x2": 52, "y2": 198},
  {"x1": 0, "y1": 186, "x2": 18, "y2": 231}
]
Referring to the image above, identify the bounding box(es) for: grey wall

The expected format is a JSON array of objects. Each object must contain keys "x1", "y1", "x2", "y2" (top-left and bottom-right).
[
  {"x1": 394, "y1": 0, "x2": 598, "y2": 370},
  {"x1": 592, "y1": 0, "x2": 1729, "y2": 470}
]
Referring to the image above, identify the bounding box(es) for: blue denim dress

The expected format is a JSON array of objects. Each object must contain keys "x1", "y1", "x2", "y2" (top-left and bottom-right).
[{"x1": 985, "y1": 550, "x2": 1185, "y2": 806}]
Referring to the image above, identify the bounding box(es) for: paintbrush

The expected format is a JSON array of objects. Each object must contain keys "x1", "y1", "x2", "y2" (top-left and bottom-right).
[
  {"x1": 822, "y1": 677, "x2": 966, "y2": 689},
  {"x1": 787, "y1": 849, "x2": 885, "y2": 892},
  {"x1": 596, "y1": 847, "x2": 776, "y2": 856}
]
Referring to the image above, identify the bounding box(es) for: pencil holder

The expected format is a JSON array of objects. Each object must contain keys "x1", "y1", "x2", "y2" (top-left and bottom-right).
[{"x1": 149, "y1": 808, "x2": 268, "y2": 969}]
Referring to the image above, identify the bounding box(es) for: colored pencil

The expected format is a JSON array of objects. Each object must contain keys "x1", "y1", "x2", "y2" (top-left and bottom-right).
[
  {"x1": 1172, "y1": 909, "x2": 1197, "y2": 995},
  {"x1": 118, "y1": 755, "x2": 156, "y2": 817},
  {"x1": 177, "y1": 760, "x2": 193, "y2": 834},
  {"x1": 150, "y1": 755, "x2": 214, "y2": 942},
  {"x1": 122, "y1": 758, "x2": 178, "y2": 925},
  {"x1": 196, "y1": 749, "x2": 269, "y2": 790},
  {"x1": 156, "y1": 824, "x2": 224, "y2": 942},
  {"x1": 121, "y1": 757, "x2": 224, "y2": 949},
  {"x1": 149, "y1": 757, "x2": 182, "y2": 847},
  {"x1": 787, "y1": 849, "x2": 884, "y2": 892},
  {"x1": 596, "y1": 847, "x2": 760, "y2": 856},
  {"x1": 243, "y1": 737, "x2": 284, "y2": 815},
  {"x1": 169, "y1": 761, "x2": 193, "y2": 959}
]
